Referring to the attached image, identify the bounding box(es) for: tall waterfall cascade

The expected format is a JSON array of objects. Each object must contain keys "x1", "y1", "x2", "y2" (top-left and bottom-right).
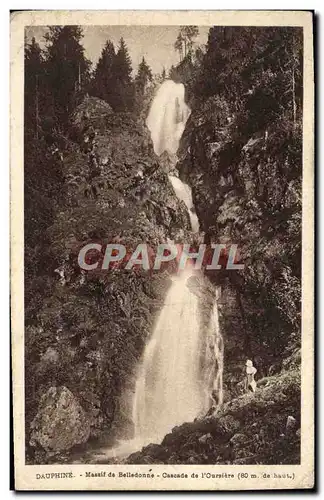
[
  {"x1": 132, "y1": 80, "x2": 224, "y2": 446},
  {"x1": 133, "y1": 270, "x2": 203, "y2": 443},
  {"x1": 146, "y1": 79, "x2": 190, "y2": 157},
  {"x1": 146, "y1": 79, "x2": 199, "y2": 233}
]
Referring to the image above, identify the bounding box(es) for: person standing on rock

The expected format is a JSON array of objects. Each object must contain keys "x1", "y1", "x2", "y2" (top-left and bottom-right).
[{"x1": 245, "y1": 359, "x2": 257, "y2": 393}]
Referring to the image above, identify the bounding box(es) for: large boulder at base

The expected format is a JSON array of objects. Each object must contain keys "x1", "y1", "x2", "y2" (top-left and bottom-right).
[{"x1": 30, "y1": 386, "x2": 90, "y2": 452}]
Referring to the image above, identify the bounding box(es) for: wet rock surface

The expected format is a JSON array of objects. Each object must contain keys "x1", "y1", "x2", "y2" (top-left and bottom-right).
[{"x1": 177, "y1": 94, "x2": 301, "y2": 388}]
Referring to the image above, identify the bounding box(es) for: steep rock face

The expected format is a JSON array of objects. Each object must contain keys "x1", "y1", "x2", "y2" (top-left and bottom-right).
[
  {"x1": 25, "y1": 97, "x2": 192, "y2": 462},
  {"x1": 177, "y1": 94, "x2": 301, "y2": 396}
]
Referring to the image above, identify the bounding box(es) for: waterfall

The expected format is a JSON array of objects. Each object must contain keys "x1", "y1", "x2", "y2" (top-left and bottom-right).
[
  {"x1": 146, "y1": 79, "x2": 199, "y2": 233},
  {"x1": 168, "y1": 175, "x2": 200, "y2": 233},
  {"x1": 146, "y1": 79, "x2": 190, "y2": 156},
  {"x1": 133, "y1": 270, "x2": 203, "y2": 444},
  {"x1": 202, "y1": 289, "x2": 224, "y2": 410},
  {"x1": 131, "y1": 80, "x2": 223, "y2": 447}
]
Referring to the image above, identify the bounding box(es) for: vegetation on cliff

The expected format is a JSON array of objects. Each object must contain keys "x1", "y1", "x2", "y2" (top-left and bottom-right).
[{"x1": 176, "y1": 26, "x2": 302, "y2": 383}]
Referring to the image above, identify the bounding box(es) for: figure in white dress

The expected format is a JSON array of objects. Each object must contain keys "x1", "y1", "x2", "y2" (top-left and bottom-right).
[{"x1": 245, "y1": 359, "x2": 257, "y2": 393}]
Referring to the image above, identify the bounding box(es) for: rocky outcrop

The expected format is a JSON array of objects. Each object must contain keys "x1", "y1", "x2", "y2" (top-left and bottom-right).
[
  {"x1": 30, "y1": 386, "x2": 90, "y2": 453},
  {"x1": 25, "y1": 97, "x2": 192, "y2": 462},
  {"x1": 176, "y1": 92, "x2": 301, "y2": 397}
]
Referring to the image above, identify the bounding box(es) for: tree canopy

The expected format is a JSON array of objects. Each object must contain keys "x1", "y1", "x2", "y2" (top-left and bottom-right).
[
  {"x1": 174, "y1": 26, "x2": 199, "y2": 61},
  {"x1": 91, "y1": 40, "x2": 116, "y2": 105},
  {"x1": 135, "y1": 56, "x2": 153, "y2": 93}
]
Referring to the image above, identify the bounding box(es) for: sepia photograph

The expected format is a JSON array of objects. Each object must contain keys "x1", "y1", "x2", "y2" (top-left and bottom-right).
[{"x1": 10, "y1": 10, "x2": 314, "y2": 490}]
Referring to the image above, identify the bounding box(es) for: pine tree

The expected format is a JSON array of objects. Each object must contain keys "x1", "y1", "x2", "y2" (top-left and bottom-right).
[
  {"x1": 181, "y1": 26, "x2": 199, "y2": 56},
  {"x1": 174, "y1": 26, "x2": 199, "y2": 61},
  {"x1": 174, "y1": 33, "x2": 184, "y2": 62},
  {"x1": 25, "y1": 37, "x2": 44, "y2": 139},
  {"x1": 114, "y1": 37, "x2": 132, "y2": 83},
  {"x1": 44, "y1": 26, "x2": 91, "y2": 127},
  {"x1": 113, "y1": 37, "x2": 134, "y2": 111},
  {"x1": 24, "y1": 36, "x2": 65, "y2": 293},
  {"x1": 135, "y1": 56, "x2": 153, "y2": 93},
  {"x1": 92, "y1": 40, "x2": 116, "y2": 105}
]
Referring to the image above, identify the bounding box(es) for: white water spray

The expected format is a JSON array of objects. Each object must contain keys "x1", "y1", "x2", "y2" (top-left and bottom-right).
[
  {"x1": 133, "y1": 270, "x2": 203, "y2": 444},
  {"x1": 146, "y1": 80, "x2": 190, "y2": 157},
  {"x1": 130, "y1": 81, "x2": 224, "y2": 447},
  {"x1": 146, "y1": 80, "x2": 199, "y2": 233},
  {"x1": 168, "y1": 175, "x2": 200, "y2": 233}
]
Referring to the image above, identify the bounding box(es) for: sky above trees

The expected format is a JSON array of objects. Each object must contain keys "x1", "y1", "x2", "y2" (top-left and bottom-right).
[{"x1": 25, "y1": 25, "x2": 210, "y2": 75}]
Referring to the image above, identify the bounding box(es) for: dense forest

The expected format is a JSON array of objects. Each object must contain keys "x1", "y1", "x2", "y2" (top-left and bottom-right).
[{"x1": 25, "y1": 25, "x2": 302, "y2": 465}]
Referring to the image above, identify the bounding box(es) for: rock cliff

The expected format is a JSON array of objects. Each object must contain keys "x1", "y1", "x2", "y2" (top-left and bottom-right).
[{"x1": 25, "y1": 96, "x2": 192, "y2": 463}]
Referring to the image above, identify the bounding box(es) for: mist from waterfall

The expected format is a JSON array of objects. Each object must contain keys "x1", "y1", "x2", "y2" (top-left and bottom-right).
[{"x1": 131, "y1": 80, "x2": 223, "y2": 447}]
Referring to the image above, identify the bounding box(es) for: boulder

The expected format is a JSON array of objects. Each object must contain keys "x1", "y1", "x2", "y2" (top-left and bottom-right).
[
  {"x1": 286, "y1": 415, "x2": 297, "y2": 434},
  {"x1": 217, "y1": 414, "x2": 241, "y2": 435},
  {"x1": 30, "y1": 386, "x2": 90, "y2": 452},
  {"x1": 41, "y1": 347, "x2": 59, "y2": 364},
  {"x1": 72, "y1": 96, "x2": 113, "y2": 128},
  {"x1": 229, "y1": 433, "x2": 249, "y2": 449},
  {"x1": 198, "y1": 433, "x2": 213, "y2": 445}
]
